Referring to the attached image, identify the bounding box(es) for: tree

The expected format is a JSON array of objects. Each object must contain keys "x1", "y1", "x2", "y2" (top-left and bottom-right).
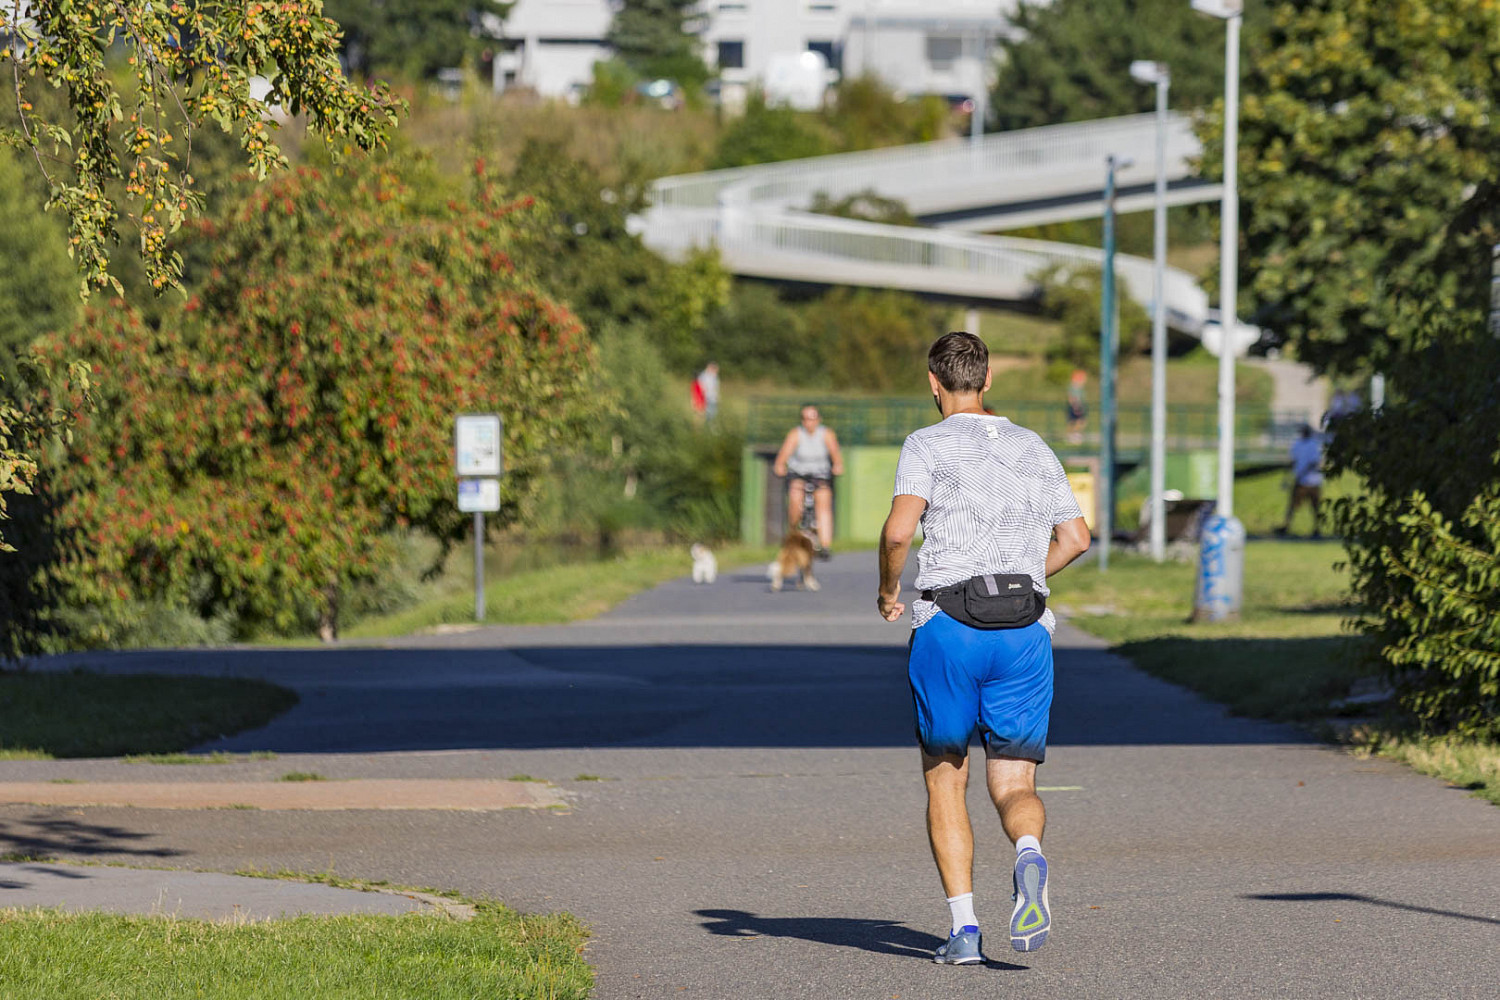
[
  {"x1": 1199, "y1": 0, "x2": 1500, "y2": 376},
  {"x1": 991, "y1": 0, "x2": 1255, "y2": 131},
  {"x1": 605, "y1": 0, "x2": 709, "y2": 87},
  {"x1": 0, "y1": 151, "x2": 79, "y2": 393},
  {"x1": 506, "y1": 137, "x2": 727, "y2": 371},
  {"x1": 0, "y1": 0, "x2": 403, "y2": 293},
  {"x1": 32, "y1": 159, "x2": 607, "y2": 643},
  {"x1": 804, "y1": 288, "x2": 948, "y2": 392},
  {"x1": 1033, "y1": 263, "x2": 1150, "y2": 376},
  {"x1": 324, "y1": 0, "x2": 513, "y2": 80}
]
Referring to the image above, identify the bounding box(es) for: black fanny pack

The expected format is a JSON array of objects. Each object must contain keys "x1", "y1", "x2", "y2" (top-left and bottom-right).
[{"x1": 922, "y1": 573, "x2": 1045, "y2": 630}]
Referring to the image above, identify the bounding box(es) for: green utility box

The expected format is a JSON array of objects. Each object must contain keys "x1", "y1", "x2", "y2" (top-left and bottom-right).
[
  {"x1": 833, "y1": 446, "x2": 904, "y2": 544},
  {"x1": 1163, "y1": 450, "x2": 1219, "y2": 498}
]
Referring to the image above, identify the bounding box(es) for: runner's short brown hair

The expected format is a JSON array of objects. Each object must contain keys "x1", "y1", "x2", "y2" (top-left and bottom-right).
[{"x1": 928, "y1": 332, "x2": 989, "y2": 393}]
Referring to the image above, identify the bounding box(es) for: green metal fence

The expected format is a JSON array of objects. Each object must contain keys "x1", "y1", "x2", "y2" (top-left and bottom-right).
[{"x1": 747, "y1": 395, "x2": 1307, "y2": 460}]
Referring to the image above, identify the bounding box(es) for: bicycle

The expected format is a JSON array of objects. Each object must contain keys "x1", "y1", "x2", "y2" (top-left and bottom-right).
[{"x1": 788, "y1": 475, "x2": 833, "y2": 560}]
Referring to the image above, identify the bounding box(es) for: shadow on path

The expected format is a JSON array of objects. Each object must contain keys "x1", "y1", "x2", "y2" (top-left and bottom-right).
[
  {"x1": 1246, "y1": 892, "x2": 1500, "y2": 927},
  {"x1": 0, "y1": 815, "x2": 185, "y2": 861},
  {"x1": 695, "y1": 908, "x2": 1027, "y2": 969}
]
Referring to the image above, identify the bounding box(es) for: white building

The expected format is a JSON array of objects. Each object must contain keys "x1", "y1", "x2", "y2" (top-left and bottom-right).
[
  {"x1": 496, "y1": 0, "x2": 1032, "y2": 104},
  {"x1": 493, "y1": 0, "x2": 614, "y2": 98}
]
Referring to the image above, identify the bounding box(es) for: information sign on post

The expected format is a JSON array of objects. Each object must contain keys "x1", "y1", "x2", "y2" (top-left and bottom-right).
[
  {"x1": 455, "y1": 414, "x2": 503, "y2": 478},
  {"x1": 455, "y1": 415, "x2": 503, "y2": 622},
  {"x1": 457, "y1": 478, "x2": 501, "y2": 513}
]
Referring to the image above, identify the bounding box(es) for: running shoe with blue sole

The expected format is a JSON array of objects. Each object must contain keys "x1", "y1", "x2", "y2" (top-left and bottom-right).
[
  {"x1": 933, "y1": 925, "x2": 984, "y2": 965},
  {"x1": 1010, "y1": 849, "x2": 1050, "y2": 952}
]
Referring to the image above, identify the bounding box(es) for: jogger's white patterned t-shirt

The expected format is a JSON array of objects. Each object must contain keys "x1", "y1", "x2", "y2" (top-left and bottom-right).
[{"x1": 893, "y1": 413, "x2": 1083, "y2": 632}]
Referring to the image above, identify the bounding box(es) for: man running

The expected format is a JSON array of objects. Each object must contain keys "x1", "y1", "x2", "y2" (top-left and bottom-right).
[
  {"x1": 773, "y1": 404, "x2": 844, "y2": 558},
  {"x1": 877, "y1": 332, "x2": 1091, "y2": 965}
]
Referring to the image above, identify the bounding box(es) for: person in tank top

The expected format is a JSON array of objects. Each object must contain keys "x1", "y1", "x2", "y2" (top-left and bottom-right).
[{"x1": 772, "y1": 404, "x2": 844, "y2": 556}]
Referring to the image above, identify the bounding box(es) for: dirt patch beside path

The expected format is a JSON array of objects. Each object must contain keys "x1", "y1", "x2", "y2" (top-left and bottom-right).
[{"x1": 0, "y1": 778, "x2": 564, "y2": 811}]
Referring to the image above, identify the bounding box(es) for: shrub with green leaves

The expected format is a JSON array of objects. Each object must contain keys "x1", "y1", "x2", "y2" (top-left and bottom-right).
[
  {"x1": 804, "y1": 288, "x2": 948, "y2": 392},
  {"x1": 1330, "y1": 332, "x2": 1500, "y2": 740},
  {"x1": 711, "y1": 94, "x2": 833, "y2": 169},
  {"x1": 827, "y1": 76, "x2": 949, "y2": 151}
]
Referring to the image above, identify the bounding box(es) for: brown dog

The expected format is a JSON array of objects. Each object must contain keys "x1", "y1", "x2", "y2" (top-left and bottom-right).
[{"x1": 768, "y1": 532, "x2": 819, "y2": 592}]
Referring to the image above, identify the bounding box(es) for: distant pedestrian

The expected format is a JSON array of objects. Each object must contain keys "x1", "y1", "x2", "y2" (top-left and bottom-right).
[
  {"x1": 1065, "y1": 369, "x2": 1087, "y2": 444},
  {"x1": 1278, "y1": 424, "x2": 1324, "y2": 538},
  {"x1": 877, "y1": 332, "x2": 1091, "y2": 965},
  {"x1": 695, "y1": 362, "x2": 720, "y2": 421}
]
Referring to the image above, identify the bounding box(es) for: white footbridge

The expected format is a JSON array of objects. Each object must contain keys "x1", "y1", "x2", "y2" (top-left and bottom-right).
[{"x1": 638, "y1": 114, "x2": 1223, "y2": 335}]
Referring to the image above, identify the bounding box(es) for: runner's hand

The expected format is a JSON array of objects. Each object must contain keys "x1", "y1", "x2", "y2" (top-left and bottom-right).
[{"x1": 877, "y1": 591, "x2": 905, "y2": 622}]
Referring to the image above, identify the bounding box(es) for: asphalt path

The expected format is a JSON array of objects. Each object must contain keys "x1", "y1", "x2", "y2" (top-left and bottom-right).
[{"x1": 6, "y1": 552, "x2": 1499, "y2": 998}]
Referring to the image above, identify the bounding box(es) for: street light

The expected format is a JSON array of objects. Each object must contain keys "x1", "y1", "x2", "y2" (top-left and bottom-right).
[
  {"x1": 1190, "y1": 0, "x2": 1245, "y2": 622},
  {"x1": 1098, "y1": 153, "x2": 1133, "y2": 572},
  {"x1": 1130, "y1": 59, "x2": 1171, "y2": 564}
]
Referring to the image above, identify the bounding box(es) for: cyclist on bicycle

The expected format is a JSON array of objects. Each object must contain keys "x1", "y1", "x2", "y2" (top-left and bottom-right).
[{"x1": 773, "y1": 404, "x2": 844, "y2": 559}]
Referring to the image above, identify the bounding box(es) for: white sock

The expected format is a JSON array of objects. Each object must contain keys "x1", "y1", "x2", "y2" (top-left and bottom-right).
[
  {"x1": 946, "y1": 892, "x2": 977, "y2": 934},
  {"x1": 1016, "y1": 835, "x2": 1042, "y2": 856}
]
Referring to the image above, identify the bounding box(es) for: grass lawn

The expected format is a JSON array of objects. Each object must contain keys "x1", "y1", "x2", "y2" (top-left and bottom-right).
[
  {"x1": 1116, "y1": 467, "x2": 1363, "y2": 538},
  {"x1": 0, "y1": 900, "x2": 591, "y2": 1000},
  {"x1": 341, "y1": 542, "x2": 772, "y2": 640},
  {"x1": 1051, "y1": 540, "x2": 1366, "y2": 724},
  {"x1": 0, "y1": 674, "x2": 297, "y2": 760},
  {"x1": 1051, "y1": 540, "x2": 1499, "y2": 805}
]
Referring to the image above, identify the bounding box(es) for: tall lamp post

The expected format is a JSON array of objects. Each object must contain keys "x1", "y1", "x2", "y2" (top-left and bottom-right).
[
  {"x1": 1191, "y1": 0, "x2": 1245, "y2": 621},
  {"x1": 1098, "y1": 154, "x2": 1130, "y2": 571},
  {"x1": 1130, "y1": 59, "x2": 1171, "y2": 564}
]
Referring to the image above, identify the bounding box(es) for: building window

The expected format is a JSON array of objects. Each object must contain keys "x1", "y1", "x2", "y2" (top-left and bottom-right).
[
  {"x1": 717, "y1": 40, "x2": 745, "y2": 70},
  {"x1": 718, "y1": 2, "x2": 748, "y2": 12},
  {"x1": 808, "y1": 2, "x2": 837, "y2": 13},
  {"x1": 925, "y1": 35, "x2": 963, "y2": 72},
  {"x1": 807, "y1": 40, "x2": 838, "y2": 71}
]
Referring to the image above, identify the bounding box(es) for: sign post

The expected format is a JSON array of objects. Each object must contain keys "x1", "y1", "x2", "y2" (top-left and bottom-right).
[{"x1": 455, "y1": 415, "x2": 503, "y2": 622}]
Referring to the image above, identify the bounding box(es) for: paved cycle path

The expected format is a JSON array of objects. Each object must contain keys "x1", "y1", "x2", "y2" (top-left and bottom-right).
[{"x1": 5, "y1": 552, "x2": 1498, "y2": 998}]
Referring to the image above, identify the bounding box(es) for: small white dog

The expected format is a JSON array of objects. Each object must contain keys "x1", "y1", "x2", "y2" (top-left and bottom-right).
[{"x1": 690, "y1": 543, "x2": 718, "y2": 584}]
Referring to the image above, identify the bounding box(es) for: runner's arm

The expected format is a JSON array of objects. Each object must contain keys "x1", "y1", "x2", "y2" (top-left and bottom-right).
[
  {"x1": 772, "y1": 429, "x2": 798, "y2": 477},
  {"x1": 878, "y1": 494, "x2": 927, "y2": 621},
  {"x1": 1045, "y1": 517, "x2": 1091, "y2": 577}
]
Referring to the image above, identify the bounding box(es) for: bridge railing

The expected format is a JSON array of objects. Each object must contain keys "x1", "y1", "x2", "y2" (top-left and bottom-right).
[
  {"x1": 653, "y1": 113, "x2": 1202, "y2": 212},
  {"x1": 642, "y1": 208, "x2": 1209, "y2": 328}
]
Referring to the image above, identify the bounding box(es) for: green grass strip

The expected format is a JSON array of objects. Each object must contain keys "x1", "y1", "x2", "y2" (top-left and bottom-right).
[
  {"x1": 0, "y1": 902, "x2": 592, "y2": 1000},
  {"x1": 1357, "y1": 734, "x2": 1500, "y2": 807},
  {"x1": 0, "y1": 673, "x2": 296, "y2": 759},
  {"x1": 1053, "y1": 540, "x2": 1369, "y2": 723},
  {"x1": 1054, "y1": 540, "x2": 1499, "y2": 804}
]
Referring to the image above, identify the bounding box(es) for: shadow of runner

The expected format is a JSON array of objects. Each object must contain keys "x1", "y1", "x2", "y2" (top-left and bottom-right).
[
  {"x1": 694, "y1": 908, "x2": 1027, "y2": 969},
  {"x1": 1246, "y1": 892, "x2": 1500, "y2": 927}
]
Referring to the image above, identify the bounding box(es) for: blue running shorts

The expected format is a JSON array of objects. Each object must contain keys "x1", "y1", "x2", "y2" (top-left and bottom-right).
[{"x1": 908, "y1": 611, "x2": 1054, "y2": 762}]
